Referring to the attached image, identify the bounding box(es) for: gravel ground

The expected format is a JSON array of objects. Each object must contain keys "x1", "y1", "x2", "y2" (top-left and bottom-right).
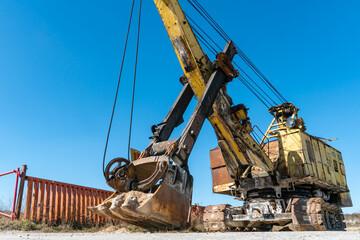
[{"x1": 1, "y1": 231, "x2": 360, "y2": 240}]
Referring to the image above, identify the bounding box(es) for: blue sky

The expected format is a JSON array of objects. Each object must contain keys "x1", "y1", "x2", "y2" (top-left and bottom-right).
[{"x1": 0, "y1": 0, "x2": 359, "y2": 214}]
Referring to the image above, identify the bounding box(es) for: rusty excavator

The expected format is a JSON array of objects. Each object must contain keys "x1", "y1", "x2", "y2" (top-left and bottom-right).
[{"x1": 89, "y1": 0, "x2": 352, "y2": 231}]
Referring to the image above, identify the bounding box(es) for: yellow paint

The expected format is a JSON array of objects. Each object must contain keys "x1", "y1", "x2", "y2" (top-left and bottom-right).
[
  {"x1": 318, "y1": 142, "x2": 332, "y2": 183},
  {"x1": 213, "y1": 182, "x2": 235, "y2": 193},
  {"x1": 277, "y1": 127, "x2": 349, "y2": 193},
  {"x1": 153, "y1": 1, "x2": 350, "y2": 201},
  {"x1": 311, "y1": 138, "x2": 325, "y2": 180},
  {"x1": 299, "y1": 132, "x2": 314, "y2": 176},
  {"x1": 153, "y1": 0, "x2": 274, "y2": 173}
]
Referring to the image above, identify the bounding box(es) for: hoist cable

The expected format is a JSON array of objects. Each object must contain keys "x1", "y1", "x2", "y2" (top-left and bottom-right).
[
  {"x1": 235, "y1": 46, "x2": 288, "y2": 103},
  {"x1": 188, "y1": 0, "x2": 282, "y2": 104},
  {"x1": 195, "y1": 0, "x2": 288, "y2": 103},
  {"x1": 188, "y1": 13, "x2": 277, "y2": 107},
  {"x1": 192, "y1": 0, "x2": 231, "y2": 40},
  {"x1": 233, "y1": 62, "x2": 276, "y2": 106},
  {"x1": 193, "y1": 27, "x2": 271, "y2": 108},
  {"x1": 185, "y1": 13, "x2": 222, "y2": 51},
  {"x1": 190, "y1": 15, "x2": 278, "y2": 106},
  {"x1": 191, "y1": 0, "x2": 283, "y2": 103},
  {"x1": 187, "y1": 0, "x2": 288, "y2": 104},
  {"x1": 237, "y1": 76, "x2": 270, "y2": 108},
  {"x1": 186, "y1": 0, "x2": 229, "y2": 42},
  {"x1": 102, "y1": 0, "x2": 136, "y2": 176},
  {"x1": 127, "y1": 0, "x2": 142, "y2": 161},
  {"x1": 192, "y1": 27, "x2": 218, "y2": 55}
]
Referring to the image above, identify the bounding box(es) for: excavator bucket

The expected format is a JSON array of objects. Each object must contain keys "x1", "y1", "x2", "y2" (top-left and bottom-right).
[{"x1": 89, "y1": 156, "x2": 193, "y2": 229}]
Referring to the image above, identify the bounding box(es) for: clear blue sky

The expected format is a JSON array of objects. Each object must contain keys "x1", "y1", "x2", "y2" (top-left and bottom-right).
[{"x1": 0, "y1": 0, "x2": 359, "y2": 214}]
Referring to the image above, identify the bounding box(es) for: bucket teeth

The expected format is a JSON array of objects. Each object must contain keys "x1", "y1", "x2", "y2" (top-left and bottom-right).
[{"x1": 89, "y1": 163, "x2": 193, "y2": 230}]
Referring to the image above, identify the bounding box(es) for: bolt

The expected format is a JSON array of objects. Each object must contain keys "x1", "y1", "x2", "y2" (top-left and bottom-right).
[{"x1": 189, "y1": 130, "x2": 197, "y2": 138}]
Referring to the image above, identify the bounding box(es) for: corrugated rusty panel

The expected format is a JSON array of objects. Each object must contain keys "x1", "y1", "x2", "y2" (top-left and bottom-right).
[
  {"x1": 37, "y1": 182, "x2": 45, "y2": 222},
  {"x1": 61, "y1": 185, "x2": 66, "y2": 222},
  {"x1": 55, "y1": 184, "x2": 61, "y2": 222},
  {"x1": 65, "y1": 186, "x2": 71, "y2": 223},
  {"x1": 96, "y1": 191, "x2": 100, "y2": 225},
  {"x1": 70, "y1": 187, "x2": 75, "y2": 222},
  {"x1": 75, "y1": 188, "x2": 80, "y2": 222},
  {"x1": 24, "y1": 176, "x2": 115, "y2": 225},
  {"x1": 84, "y1": 190, "x2": 88, "y2": 223},
  {"x1": 24, "y1": 179, "x2": 33, "y2": 220},
  {"x1": 43, "y1": 183, "x2": 50, "y2": 223},
  {"x1": 49, "y1": 183, "x2": 56, "y2": 222},
  {"x1": 86, "y1": 190, "x2": 91, "y2": 224},
  {"x1": 81, "y1": 189, "x2": 85, "y2": 223},
  {"x1": 30, "y1": 181, "x2": 39, "y2": 221},
  {"x1": 92, "y1": 190, "x2": 96, "y2": 224}
]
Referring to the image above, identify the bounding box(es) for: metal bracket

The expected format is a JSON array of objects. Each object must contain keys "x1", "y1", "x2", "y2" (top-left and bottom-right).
[{"x1": 173, "y1": 41, "x2": 238, "y2": 167}]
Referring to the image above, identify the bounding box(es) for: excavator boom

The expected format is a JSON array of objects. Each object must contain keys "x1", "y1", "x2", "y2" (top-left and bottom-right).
[{"x1": 153, "y1": 0, "x2": 275, "y2": 177}]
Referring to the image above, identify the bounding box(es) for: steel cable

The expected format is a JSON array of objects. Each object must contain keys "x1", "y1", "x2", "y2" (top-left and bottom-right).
[
  {"x1": 102, "y1": 0, "x2": 136, "y2": 176},
  {"x1": 127, "y1": 0, "x2": 142, "y2": 161},
  {"x1": 192, "y1": 27, "x2": 271, "y2": 108},
  {"x1": 187, "y1": 0, "x2": 279, "y2": 105},
  {"x1": 188, "y1": 13, "x2": 274, "y2": 107},
  {"x1": 187, "y1": 0, "x2": 288, "y2": 105}
]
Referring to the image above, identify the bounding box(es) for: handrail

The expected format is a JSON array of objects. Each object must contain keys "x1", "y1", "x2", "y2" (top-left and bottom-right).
[{"x1": 0, "y1": 168, "x2": 21, "y2": 220}]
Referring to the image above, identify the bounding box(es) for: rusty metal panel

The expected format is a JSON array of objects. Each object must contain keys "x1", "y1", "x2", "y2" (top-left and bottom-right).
[
  {"x1": 130, "y1": 148, "x2": 141, "y2": 161},
  {"x1": 210, "y1": 147, "x2": 226, "y2": 169},
  {"x1": 30, "y1": 181, "x2": 39, "y2": 221},
  {"x1": 70, "y1": 187, "x2": 75, "y2": 222},
  {"x1": 75, "y1": 188, "x2": 80, "y2": 222},
  {"x1": 37, "y1": 182, "x2": 45, "y2": 222},
  {"x1": 65, "y1": 186, "x2": 70, "y2": 223},
  {"x1": 262, "y1": 140, "x2": 279, "y2": 163},
  {"x1": 211, "y1": 167, "x2": 234, "y2": 187},
  {"x1": 84, "y1": 190, "x2": 88, "y2": 223},
  {"x1": 210, "y1": 147, "x2": 225, "y2": 169},
  {"x1": 209, "y1": 147, "x2": 234, "y2": 192},
  {"x1": 23, "y1": 176, "x2": 115, "y2": 225},
  {"x1": 43, "y1": 183, "x2": 50, "y2": 223},
  {"x1": 24, "y1": 179, "x2": 33, "y2": 220},
  {"x1": 55, "y1": 184, "x2": 61, "y2": 222},
  {"x1": 190, "y1": 204, "x2": 205, "y2": 226},
  {"x1": 51, "y1": 184, "x2": 56, "y2": 222},
  {"x1": 79, "y1": 189, "x2": 83, "y2": 224}
]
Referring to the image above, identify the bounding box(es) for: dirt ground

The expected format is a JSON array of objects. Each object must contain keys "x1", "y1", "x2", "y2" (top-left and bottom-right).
[
  {"x1": 0, "y1": 214, "x2": 359, "y2": 239},
  {"x1": 0, "y1": 231, "x2": 360, "y2": 240}
]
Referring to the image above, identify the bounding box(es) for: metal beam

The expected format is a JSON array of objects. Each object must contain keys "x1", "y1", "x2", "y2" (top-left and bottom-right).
[{"x1": 173, "y1": 41, "x2": 236, "y2": 166}]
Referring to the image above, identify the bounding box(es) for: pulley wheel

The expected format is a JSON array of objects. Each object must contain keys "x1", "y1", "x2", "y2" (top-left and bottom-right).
[{"x1": 104, "y1": 158, "x2": 136, "y2": 192}]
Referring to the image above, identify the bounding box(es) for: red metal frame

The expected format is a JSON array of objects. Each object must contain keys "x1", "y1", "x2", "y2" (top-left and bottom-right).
[{"x1": 0, "y1": 168, "x2": 21, "y2": 220}]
